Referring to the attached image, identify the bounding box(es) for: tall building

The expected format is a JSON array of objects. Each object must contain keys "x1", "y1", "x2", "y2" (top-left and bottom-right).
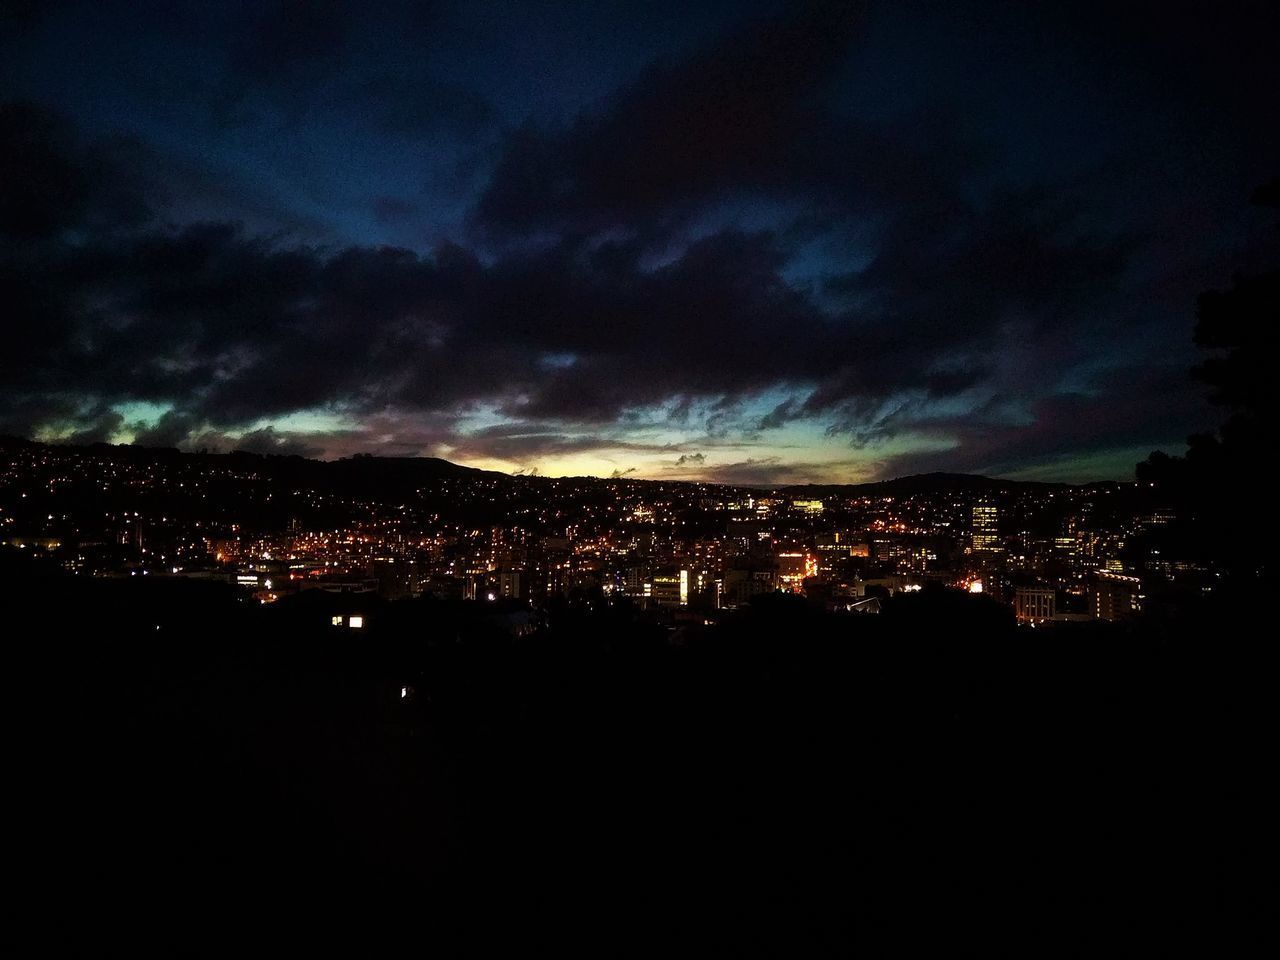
[
  {"x1": 496, "y1": 568, "x2": 523, "y2": 599},
  {"x1": 971, "y1": 502, "x2": 1000, "y2": 553},
  {"x1": 1014, "y1": 587, "x2": 1055, "y2": 622},
  {"x1": 650, "y1": 570, "x2": 689, "y2": 606},
  {"x1": 775, "y1": 552, "x2": 814, "y2": 591},
  {"x1": 1090, "y1": 572, "x2": 1143, "y2": 621}
]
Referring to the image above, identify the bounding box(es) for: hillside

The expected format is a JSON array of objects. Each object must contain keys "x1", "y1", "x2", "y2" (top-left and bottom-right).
[{"x1": 779, "y1": 471, "x2": 1072, "y2": 498}]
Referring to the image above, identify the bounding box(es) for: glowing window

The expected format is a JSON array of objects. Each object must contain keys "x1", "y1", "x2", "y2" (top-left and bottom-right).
[
  {"x1": 348, "y1": 616, "x2": 364, "y2": 629},
  {"x1": 331, "y1": 616, "x2": 343, "y2": 626}
]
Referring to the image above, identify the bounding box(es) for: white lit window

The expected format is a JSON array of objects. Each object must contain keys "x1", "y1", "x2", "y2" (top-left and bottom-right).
[{"x1": 348, "y1": 615, "x2": 364, "y2": 629}]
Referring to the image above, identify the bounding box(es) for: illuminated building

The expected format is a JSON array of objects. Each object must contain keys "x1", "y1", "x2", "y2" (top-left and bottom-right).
[
  {"x1": 496, "y1": 568, "x2": 523, "y2": 599},
  {"x1": 971, "y1": 502, "x2": 1001, "y2": 553},
  {"x1": 1090, "y1": 572, "x2": 1143, "y2": 621},
  {"x1": 723, "y1": 567, "x2": 775, "y2": 605},
  {"x1": 815, "y1": 531, "x2": 869, "y2": 570},
  {"x1": 623, "y1": 566, "x2": 648, "y2": 597},
  {"x1": 775, "y1": 552, "x2": 816, "y2": 592},
  {"x1": 650, "y1": 570, "x2": 688, "y2": 606},
  {"x1": 855, "y1": 574, "x2": 914, "y2": 596},
  {"x1": 1014, "y1": 587, "x2": 1055, "y2": 622}
]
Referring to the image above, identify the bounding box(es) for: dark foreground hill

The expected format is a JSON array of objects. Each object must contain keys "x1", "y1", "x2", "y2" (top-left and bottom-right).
[{"x1": 2, "y1": 551, "x2": 1268, "y2": 951}]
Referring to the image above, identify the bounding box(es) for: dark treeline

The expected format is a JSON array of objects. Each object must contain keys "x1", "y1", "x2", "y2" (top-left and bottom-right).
[
  {"x1": 5, "y1": 552, "x2": 1268, "y2": 952},
  {"x1": 1138, "y1": 178, "x2": 1278, "y2": 581}
]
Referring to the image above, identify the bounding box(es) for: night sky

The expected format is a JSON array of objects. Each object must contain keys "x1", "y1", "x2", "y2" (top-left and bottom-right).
[{"x1": 3, "y1": 0, "x2": 1277, "y2": 484}]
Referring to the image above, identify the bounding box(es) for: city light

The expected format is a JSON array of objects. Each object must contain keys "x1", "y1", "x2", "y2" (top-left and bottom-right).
[{"x1": 0, "y1": 438, "x2": 1208, "y2": 627}]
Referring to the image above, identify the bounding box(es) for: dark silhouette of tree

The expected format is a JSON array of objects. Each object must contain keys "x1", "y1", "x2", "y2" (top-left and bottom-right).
[
  {"x1": 1188, "y1": 178, "x2": 1277, "y2": 464},
  {"x1": 1139, "y1": 178, "x2": 1279, "y2": 580}
]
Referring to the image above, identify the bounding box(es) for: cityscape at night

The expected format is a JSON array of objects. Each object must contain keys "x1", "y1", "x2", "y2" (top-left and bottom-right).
[
  {"x1": 3, "y1": 0, "x2": 1275, "y2": 951},
  {"x1": 0, "y1": 435, "x2": 1220, "y2": 623}
]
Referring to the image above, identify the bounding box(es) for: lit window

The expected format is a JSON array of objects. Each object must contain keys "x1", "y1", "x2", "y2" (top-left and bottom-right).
[
  {"x1": 348, "y1": 616, "x2": 364, "y2": 629},
  {"x1": 331, "y1": 616, "x2": 343, "y2": 626}
]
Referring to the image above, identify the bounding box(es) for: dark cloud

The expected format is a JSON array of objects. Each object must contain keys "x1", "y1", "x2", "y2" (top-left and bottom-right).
[
  {"x1": 231, "y1": 426, "x2": 324, "y2": 459},
  {"x1": 475, "y1": 1, "x2": 869, "y2": 239},
  {"x1": 60, "y1": 410, "x2": 125, "y2": 446},
  {"x1": 0, "y1": 101, "x2": 151, "y2": 243},
  {"x1": 695, "y1": 456, "x2": 868, "y2": 488},
  {"x1": 0, "y1": 122, "x2": 1197, "y2": 477},
  {"x1": 446, "y1": 425, "x2": 691, "y2": 464},
  {"x1": 5, "y1": 0, "x2": 1274, "y2": 479},
  {"x1": 0, "y1": 395, "x2": 107, "y2": 442},
  {"x1": 210, "y1": 0, "x2": 496, "y2": 147},
  {"x1": 872, "y1": 364, "x2": 1217, "y2": 479},
  {"x1": 131, "y1": 410, "x2": 199, "y2": 449}
]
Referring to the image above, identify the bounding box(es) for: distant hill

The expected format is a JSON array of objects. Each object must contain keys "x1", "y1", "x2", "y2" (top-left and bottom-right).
[
  {"x1": 311, "y1": 452, "x2": 496, "y2": 489},
  {"x1": 0, "y1": 435, "x2": 501, "y2": 496},
  {"x1": 779, "y1": 471, "x2": 1075, "y2": 498},
  {"x1": 1, "y1": 437, "x2": 1121, "y2": 496}
]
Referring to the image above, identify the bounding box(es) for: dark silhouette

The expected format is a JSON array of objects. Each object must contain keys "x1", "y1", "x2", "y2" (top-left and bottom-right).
[
  {"x1": 3, "y1": 538, "x2": 1268, "y2": 952},
  {"x1": 1139, "y1": 179, "x2": 1279, "y2": 582}
]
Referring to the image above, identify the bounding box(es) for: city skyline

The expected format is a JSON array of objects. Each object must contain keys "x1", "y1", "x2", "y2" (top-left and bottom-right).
[
  {"x1": 0, "y1": 432, "x2": 1182, "y2": 620},
  {"x1": 4, "y1": 2, "x2": 1277, "y2": 484}
]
